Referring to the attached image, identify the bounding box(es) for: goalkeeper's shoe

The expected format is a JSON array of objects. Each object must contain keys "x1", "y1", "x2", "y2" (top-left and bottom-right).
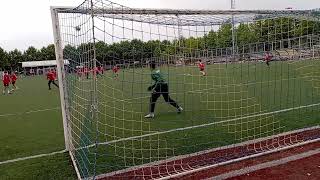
[
  {"x1": 144, "y1": 113, "x2": 155, "y2": 118},
  {"x1": 177, "y1": 107, "x2": 183, "y2": 114}
]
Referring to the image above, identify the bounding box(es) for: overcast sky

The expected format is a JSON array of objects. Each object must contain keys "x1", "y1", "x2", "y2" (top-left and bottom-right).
[{"x1": 0, "y1": 0, "x2": 319, "y2": 51}]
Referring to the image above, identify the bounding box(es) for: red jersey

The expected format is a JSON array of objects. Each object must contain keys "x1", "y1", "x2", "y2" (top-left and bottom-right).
[
  {"x1": 53, "y1": 71, "x2": 57, "y2": 79},
  {"x1": 11, "y1": 74, "x2": 17, "y2": 82},
  {"x1": 98, "y1": 66, "x2": 103, "y2": 73},
  {"x1": 2, "y1": 73, "x2": 10, "y2": 84},
  {"x1": 265, "y1": 53, "x2": 272, "y2": 62},
  {"x1": 113, "y1": 66, "x2": 119, "y2": 73},
  {"x1": 47, "y1": 72, "x2": 55, "y2": 81},
  {"x1": 77, "y1": 69, "x2": 82, "y2": 75},
  {"x1": 93, "y1": 67, "x2": 99, "y2": 73},
  {"x1": 198, "y1": 62, "x2": 205, "y2": 70}
]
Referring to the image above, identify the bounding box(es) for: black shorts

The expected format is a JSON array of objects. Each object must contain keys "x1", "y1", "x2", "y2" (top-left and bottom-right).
[
  {"x1": 153, "y1": 83, "x2": 169, "y2": 94},
  {"x1": 12, "y1": 81, "x2": 16, "y2": 85}
]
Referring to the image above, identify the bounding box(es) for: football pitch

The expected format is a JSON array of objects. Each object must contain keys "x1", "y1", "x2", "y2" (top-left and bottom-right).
[
  {"x1": 0, "y1": 60, "x2": 320, "y2": 179},
  {"x1": 0, "y1": 76, "x2": 76, "y2": 179},
  {"x1": 72, "y1": 59, "x2": 320, "y2": 176}
]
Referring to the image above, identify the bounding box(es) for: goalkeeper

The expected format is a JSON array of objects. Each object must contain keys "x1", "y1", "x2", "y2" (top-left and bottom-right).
[{"x1": 145, "y1": 62, "x2": 183, "y2": 118}]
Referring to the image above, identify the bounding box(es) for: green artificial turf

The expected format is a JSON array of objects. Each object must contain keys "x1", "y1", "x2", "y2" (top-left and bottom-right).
[
  {"x1": 0, "y1": 76, "x2": 76, "y2": 179},
  {"x1": 66, "y1": 60, "x2": 320, "y2": 177},
  {"x1": 0, "y1": 60, "x2": 319, "y2": 179}
]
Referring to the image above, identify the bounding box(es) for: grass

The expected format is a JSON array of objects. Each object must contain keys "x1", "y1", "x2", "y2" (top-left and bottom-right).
[
  {"x1": 68, "y1": 60, "x2": 320, "y2": 177},
  {"x1": 0, "y1": 76, "x2": 76, "y2": 179},
  {"x1": 0, "y1": 153, "x2": 76, "y2": 180},
  {"x1": 0, "y1": 59, "x2": 319, "y2": 179}
]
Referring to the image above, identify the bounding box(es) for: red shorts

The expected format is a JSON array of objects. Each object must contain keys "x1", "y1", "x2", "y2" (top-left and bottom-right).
[
  {"x1": 3, "y1": 82, "x2": 9, "y2": 87},
  {"x1": 200, "y1": 68, "x2": 205, "y2": 71}
]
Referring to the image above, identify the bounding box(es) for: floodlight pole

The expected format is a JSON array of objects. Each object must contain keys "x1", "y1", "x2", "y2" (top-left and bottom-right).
[
  {"x1": 51, "y1": 7, "x2": 70, "y2": 151},
  {"x1": 231, "y1": 0, "x2": 236, "y2": 60}
]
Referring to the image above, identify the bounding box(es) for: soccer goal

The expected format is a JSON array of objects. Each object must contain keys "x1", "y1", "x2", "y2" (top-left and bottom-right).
[{"x1": 51, "y1": 1, "x2": 320, "y2": 179}]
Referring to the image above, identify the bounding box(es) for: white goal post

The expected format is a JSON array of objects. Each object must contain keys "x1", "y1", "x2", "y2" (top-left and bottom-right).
[{"x1": 51, "y1": 7, "x2": 70, "y2": 151}]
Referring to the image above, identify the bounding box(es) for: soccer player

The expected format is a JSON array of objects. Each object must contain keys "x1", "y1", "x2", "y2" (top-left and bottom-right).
[
  {"x1": 47, "y1": 70, "x2": 59, "y2": 90},
  {"x1": 93, "y1": 66, "x2": 99, "y2": 77},
  {"x1": 84, "y1": 66, "x2": 89, "y2": 79},
  {"x1": 198, "y1": 60, "x2": 206, "y2": 76},
  {"x1": 2, "y1": 71, "x2": 10, "y2": 95},
  {"x1": 99, "y1": 66, "x2": 104, "y2": 75},
  {"x1": 93, "y1": 66, "x2": 102, "y2": 78},
  {"x1": 144, "y1": 62, "x2": 183, "y2": 118},
  {"x1": 77, "y1": 67, "x2": 83, "y2": 80},
  {"x1": 97, "y1": 66, "x2": 104, "y2": 75},
  {"x1": 53, "y1": 69, "x2": 57, "y2": 80},
  {"x1": 10, "y1": 71, "x2": 18, "y2": 91},
  {"x1": 265, "y1": 52, "x2": 272, "y2": 67},
  {"x1": 112, "y1": 65, "x2": 120, "y2": 78}
]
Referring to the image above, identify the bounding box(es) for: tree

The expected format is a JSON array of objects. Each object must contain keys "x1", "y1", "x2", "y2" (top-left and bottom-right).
[
  {"x1": 8, "y1": 49, "x2": 23, "y2": 70},
  {"x1": 182, "y1": 37, "x2": 199, "y2": 57},
  {"x1": 144, "y1": 40, "x2": 161, "y2": 58},
  {"x1": 0, "y1": 47, "x2": 9, "y2": 70},
  {"x1": 216, "y1": 24, "x2": 233, "y2": 48},
  {"x1": 237, "y1": 23, "x2": 259, "y2": 48},
  {"x1": 24, "y1": 46, "x2": 41, "y2": 61},
  {"x1": 40, "y1": 44, "x2": 56, "y2": 60},
  {"x1": 204, "y1": 30, "x2": 217, "y2": 49}
]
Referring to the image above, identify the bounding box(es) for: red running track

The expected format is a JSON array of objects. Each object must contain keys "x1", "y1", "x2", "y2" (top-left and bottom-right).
[{"x1": 229, "y1": 152, "x2": 320, "y2": 180}]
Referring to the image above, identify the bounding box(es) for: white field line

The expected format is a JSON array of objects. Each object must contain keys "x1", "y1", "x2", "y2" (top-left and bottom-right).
[
  {"x1": 94, "y1": 102, "x2": 320, "y2": 147},
  {"x1": 0, "y1": 107, "x2": 61, "y2": 118},
  {"x1": 210, "y1": 148, "x2": 320, "y2": 180},
  {"x1": 0, "y1": 149, "x2": 67, "y2": 166}
]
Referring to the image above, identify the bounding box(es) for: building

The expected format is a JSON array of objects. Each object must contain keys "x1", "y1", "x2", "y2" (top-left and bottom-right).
[{"x1": 21, "y1": 60, "x2": 69, "y2": 75}]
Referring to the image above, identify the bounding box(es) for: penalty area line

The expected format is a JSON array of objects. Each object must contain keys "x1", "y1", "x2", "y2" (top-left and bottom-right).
[
  {"x1": 0, "y1": 107, "x2": 61, "y2": 118},
  {"x1": 0, "y1": 149, "x2": 67, "y2": 166}
]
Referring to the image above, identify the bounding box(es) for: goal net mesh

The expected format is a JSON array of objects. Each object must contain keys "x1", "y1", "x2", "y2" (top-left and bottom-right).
[{"x1": 52, "y1": 0, "x2": 320, "y2": 178}]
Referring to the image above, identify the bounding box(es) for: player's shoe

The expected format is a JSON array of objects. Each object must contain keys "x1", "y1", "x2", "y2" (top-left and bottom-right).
[
  {"x1": 144, "y1": 113, "x2": 155, "y2": 118},
  {"x1": 177, "y1": 107, "x2": 183, "y2": 114}
]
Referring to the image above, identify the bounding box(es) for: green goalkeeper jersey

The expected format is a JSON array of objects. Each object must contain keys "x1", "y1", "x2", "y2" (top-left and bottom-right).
[{"x1": 151, "y1": 69, "x2": 166, "y2": 85}]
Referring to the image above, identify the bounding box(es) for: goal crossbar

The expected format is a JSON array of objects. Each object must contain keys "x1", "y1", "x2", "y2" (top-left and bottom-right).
[{"x1": 52, "y1": 6, "x2": 316, "y2": 16}]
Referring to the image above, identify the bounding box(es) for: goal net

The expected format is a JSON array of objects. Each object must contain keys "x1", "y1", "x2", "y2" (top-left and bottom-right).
[{"x1": 51, "y1": 1, "x2": 320, "y2": 179}]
